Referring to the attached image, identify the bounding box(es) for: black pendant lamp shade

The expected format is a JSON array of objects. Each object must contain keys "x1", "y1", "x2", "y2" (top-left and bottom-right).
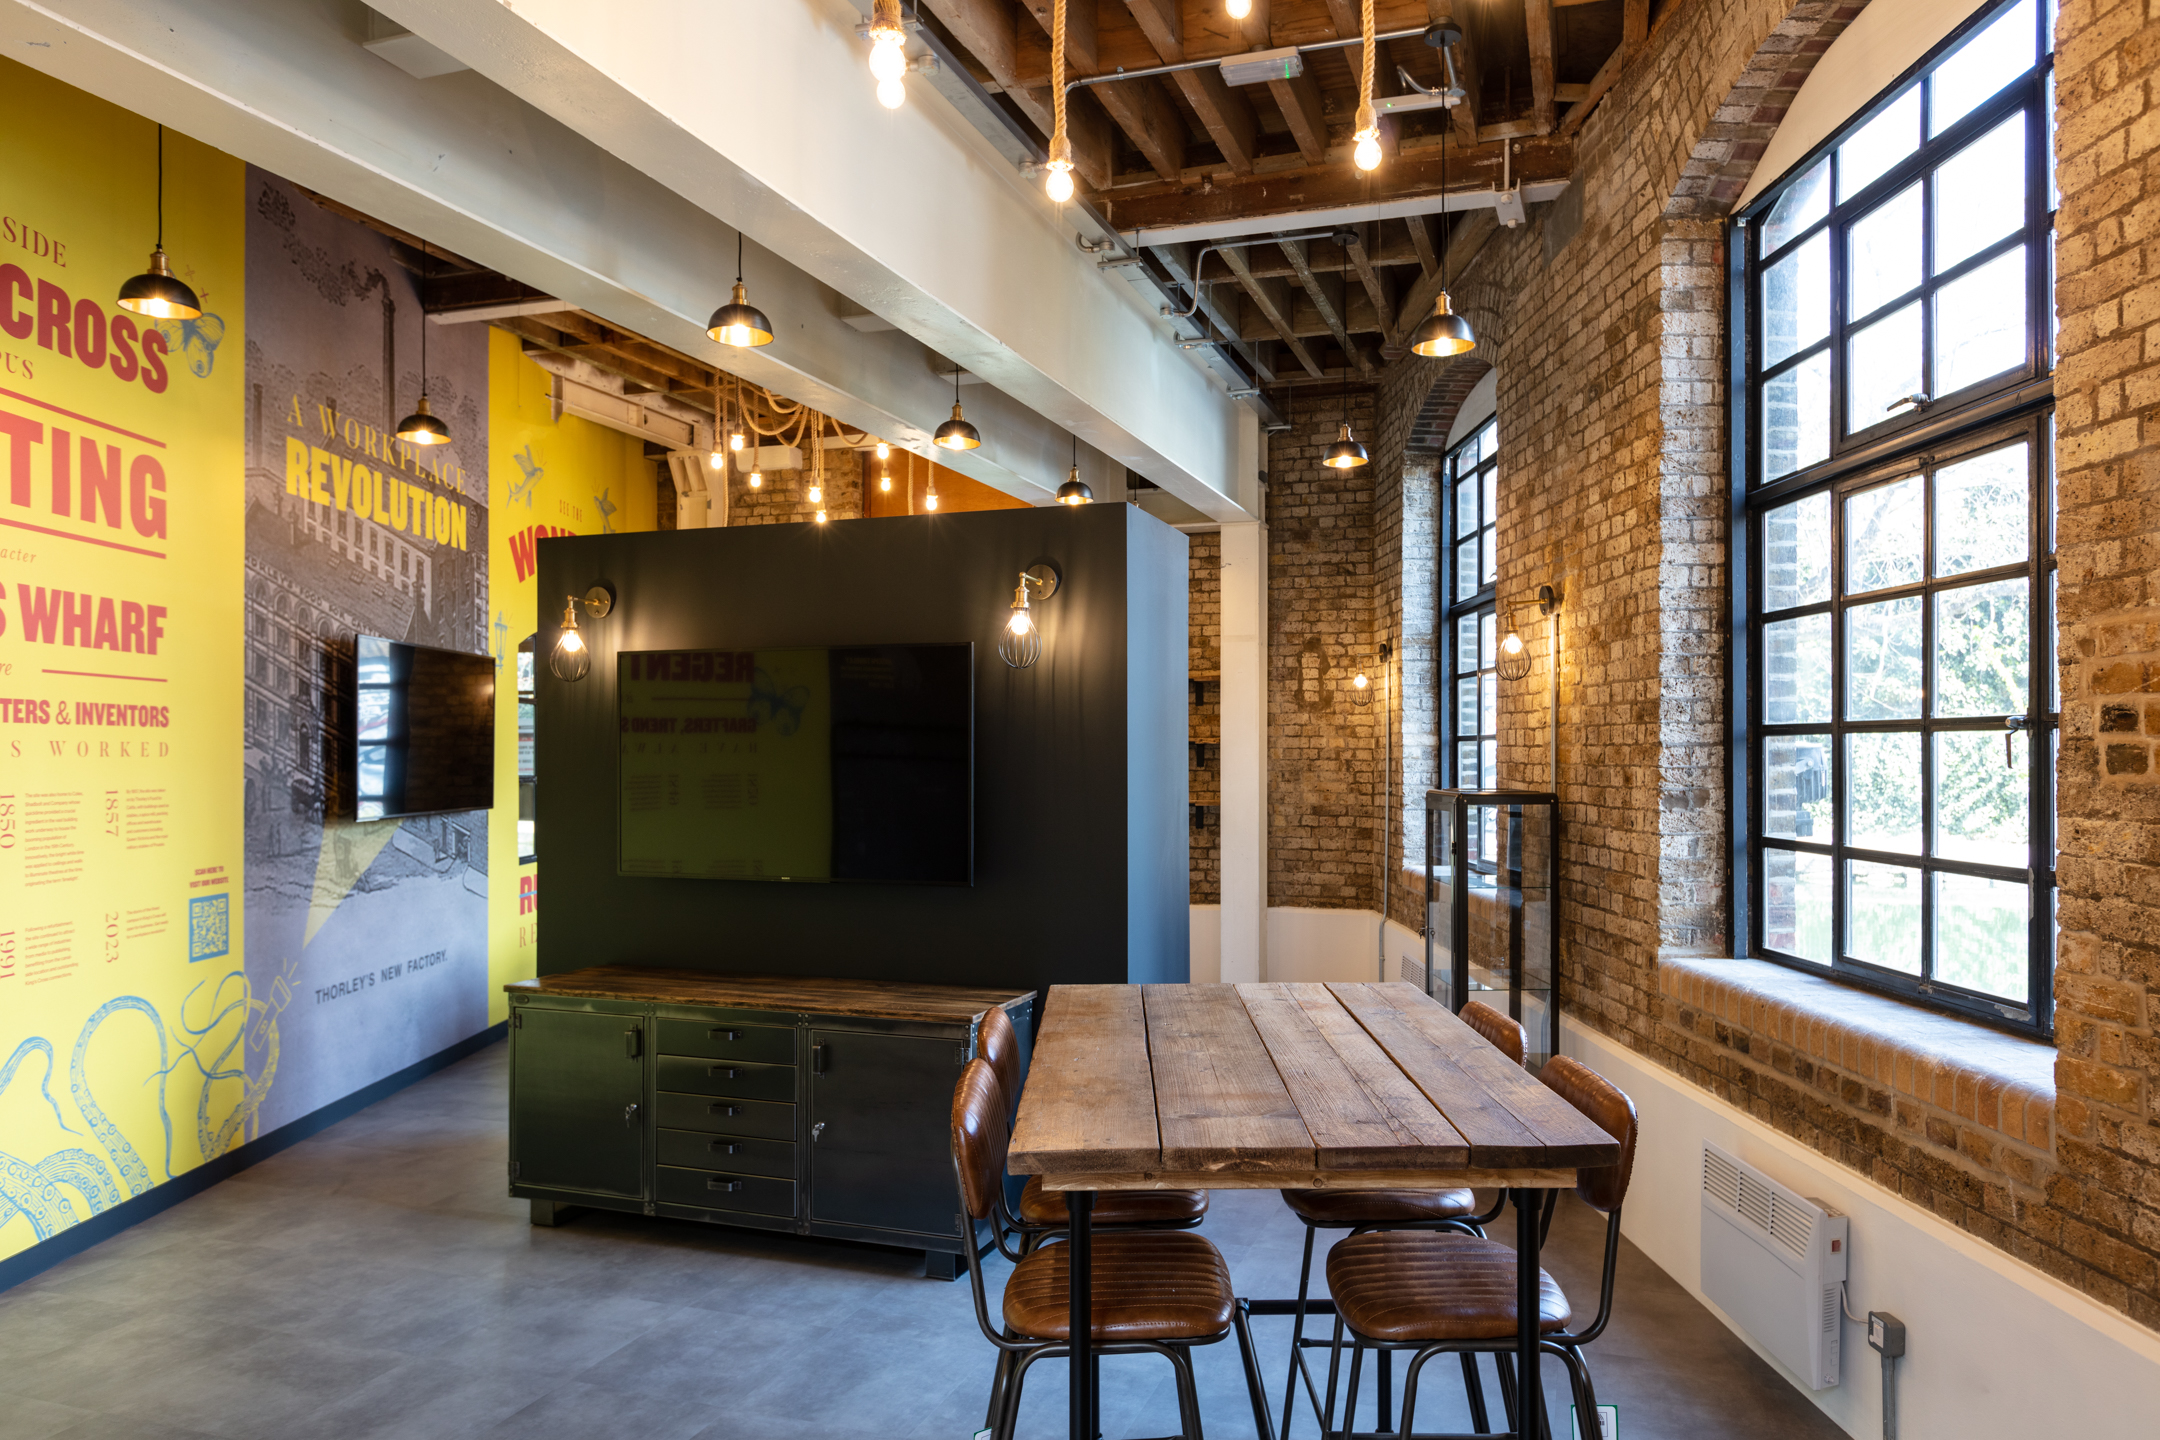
[
  {"x1": 117, "y1": 127, "x2": 202, "y2": 321},
  {"x1": 396, "y1": 240, "x2": 452, "y2": 446},
  {"x1": 1323, "y1": 423, "x2": 1369, "y2": 470},
  {"x1": 708, "y1": 231, "x2": 774, "y2": 348},
  {"x1": 1409, "y1": 292, "x2": 1477, "y2": 357},
  {"x1": 1056, "y1": 435, "x2": 1092, "y2": 503},
  {"x1": 933, "y1": 367, "x2": 980, "y2": 450}
]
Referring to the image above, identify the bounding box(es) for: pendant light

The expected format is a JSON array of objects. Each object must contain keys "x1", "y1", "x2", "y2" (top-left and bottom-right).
[
  {"x1": 868, "y1": 0, "x2": 908, "y2": 109},
  {"x1": 924, "y1": 452, "x2": 941, "y2": 510},
  {"x1": 1056, "y1": 435, "x2": 1093, "y2": 505},
  {"x1": 1042, "y1": 0, "x2": 1076, "y2": 203},
  {"x1": 396, "y1": 240, "x2": 452, "y2": 447},
  {"x1": 933, "y1": 367, "x2": 981, "y2": 450},
  {"x1": 117, "y1": 126, "x2": 202, "y2": 321},
  {"x1": 707, "y1": 231, "x2": 774, "y2": 348},
  {"x1": 730, "y1": 374, "x2": 747, "y2": 451},
  {"x1": 708, "y1": 379, "x2": 726, "y2": 469},
  {"x1": 1226, "y1": 0, "x2": 1251, "y2": 16},
  {"x1": 1350, "y1": 0, "x2": 1382, "y2": 172},
  {"x1": 1323, "y1": 241, "x2": 1368, "y2": 470},
  {"x1": 1409, "y1": 122, "x2": 1479, "y2": 358}
]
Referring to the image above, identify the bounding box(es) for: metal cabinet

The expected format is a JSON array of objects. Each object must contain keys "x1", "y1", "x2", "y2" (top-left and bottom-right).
[
  {"x1": 507, "y1": 1004, "x2": 647, "y2": 1201},
  {"x1": 808, "y1": 1029, "x2": 968, "y2": 1240}
]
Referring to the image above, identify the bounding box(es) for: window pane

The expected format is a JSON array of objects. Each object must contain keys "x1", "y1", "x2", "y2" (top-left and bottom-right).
[
  {"x1": 1936, "y1": 442, "x2": 2029, "y2": 577},
  {"x1": 1846, "y1": 476, "x2": 1925, "y2": 593},
  {"x1": 1483, "y1": 465, "x2": 1497, "y2": 526},
  {"x1": 1764, "y1": 734, "x2": 1833, "y2": 840},
  {"x1": 1935, "y1": 577, "x2": 2030, "y2": 716},
  {"x1": 1480, "y1": 673, "x2": 1497, "y2": 736},
  {"x1": 1934, "y1": 730, "x2": 2028, "y2": 865},
  {"x1": 1934, "y1": 116, "x2": 2026, "y2": 272},
  {"x1": 1839, "y1": 86, "x2": 1922, "y2": 201},
  {"x1": 1481, "y1": 528, "x2": 1497, "y2": 586},
  {"x1": 1930, "y1": 0, "x2": 2037, "y2": 135},
  {"x1": 1934, "y1": 872, "x2": 2029, "y2": 1000},
  {"x1": 1765, "y1": 613, "x2": 1833, "y2": 723},
  {"x1": 1458, "y1": 741, "x2": 1479, "y2": 785},
  {"x1": 1764, "y1": 491, "x2": 1833, "y2": 610},
  {"x1": 1457, "y1": 612, "x2": 1481, "y2": 671},
  {"x1": 1457, "y1": 477, "x2": 1479, "y2": 537},
  {"x1": 1480, "y1": 610, "x2": 1496, "y2": 668},
  {"x1": 1458, "y1": 676, "x2": 1480, "y2": 734},
  {"x1": 1764, "y1": 848, "x2": 1834, "y2": 963},
  {"x1": 1762, "y1": 231, "x2": 1832, "y2": 367},
  {"x1": 1847, "y1": 301, "x2": 1924, "y2": 432},
  {"x1": 1457, "y1": 539, "x2": 1480, "y2": 601},
  {"x1": 1849, "y1": 182, "x2": 1923, "y2": 319},
  {"x1": 1477, "y1": 420, "x2": 1497, "y2": 462},
  {"x1": 1847, "y1": 731, "x2": 1923, "y2": 854},
  {"x1": 1847, "y1": 860, "x2": 1922, "y2": 973},
  {"x1": 1762, "y1": 351, "x2": 1832, "y2": 479},
  {"x1": 1934, "y1": 246, "x2": 2027, "y2": 394},
  {"x1": 1846, "y1": 596, "x2": 1924, "y2": 720},
  {"x1": 1479, "y1": 739, "x2": 1497, "y2": 788},
  {"x1": 1764, "y1": 157, "x2": 1831, "y2": 253}
]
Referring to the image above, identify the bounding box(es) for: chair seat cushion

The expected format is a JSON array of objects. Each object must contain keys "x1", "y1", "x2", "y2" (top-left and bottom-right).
[
  {"x1": 1003, "y1": 1232, "x2": 1237, "y2": 1343},
  {"x1": 1279, "y1": 1187, "x2": 1478, "y2": 1226},
  {"x1": 1327, "y1": 1230, "x2": 1571, "y2": 1342},
  {"x1": 1018, "y1": 1175, "x2": 1208, "y2": 1228}
]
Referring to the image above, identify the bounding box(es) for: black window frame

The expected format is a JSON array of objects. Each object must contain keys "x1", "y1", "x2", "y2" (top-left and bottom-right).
[
  {"x1": 1730, "y1": 0, "x2": 2058, "y2": 1038},
  {"x1": 1441, "y1": 416, "x2": 1499, "y2": 792}
]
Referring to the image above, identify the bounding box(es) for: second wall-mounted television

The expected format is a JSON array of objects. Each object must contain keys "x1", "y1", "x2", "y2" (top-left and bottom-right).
[{"x1": 617, "y1": 643, "x2": 973, "y2": 885}]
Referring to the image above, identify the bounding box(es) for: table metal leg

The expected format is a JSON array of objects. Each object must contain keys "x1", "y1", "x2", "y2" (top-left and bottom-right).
[
  {"x1": 1514, "y1": 1189, "x2": 1541, "y2": 1440},
  {"x1": 1069, "y1": 1189, "x2": 1096, "y2": 1440}
]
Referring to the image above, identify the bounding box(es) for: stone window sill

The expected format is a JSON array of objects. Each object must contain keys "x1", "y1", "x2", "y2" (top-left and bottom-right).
[{"x1": 1659, "y1": 956, "x2": 2056, "y2": 1152}]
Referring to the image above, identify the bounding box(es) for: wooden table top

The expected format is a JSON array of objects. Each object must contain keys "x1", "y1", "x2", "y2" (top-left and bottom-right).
[
  {"x1": 506, "y1": 966, "x2": 1034, "y2": 1024},
  {"x1": 1008, "y1": 982, "x2": 1619, "y2": 1192}
]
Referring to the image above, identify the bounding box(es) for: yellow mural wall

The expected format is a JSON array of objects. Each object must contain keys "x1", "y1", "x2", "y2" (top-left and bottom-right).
[
  {"x1": 0, "y1": 65, "x2": 247, "y2": 1263},
  {"x1": 485, "y1": 328, "x2": 655, "y2": 1021}
]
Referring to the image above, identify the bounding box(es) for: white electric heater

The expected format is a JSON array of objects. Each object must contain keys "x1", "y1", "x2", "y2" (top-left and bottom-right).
[{"x1": 1699, "y1": 1142, "x2": 1848, "y2": 1390}]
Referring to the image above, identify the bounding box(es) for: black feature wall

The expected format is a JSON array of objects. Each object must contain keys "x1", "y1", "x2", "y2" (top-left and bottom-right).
[{"x1": 535, "y1": 503, "x2": 1189, "y2": 991}]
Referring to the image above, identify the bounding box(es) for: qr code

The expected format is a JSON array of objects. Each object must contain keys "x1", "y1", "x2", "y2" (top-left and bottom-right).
[{"x1": 189, "y1": 894, "x2": 230, "y2": 962}]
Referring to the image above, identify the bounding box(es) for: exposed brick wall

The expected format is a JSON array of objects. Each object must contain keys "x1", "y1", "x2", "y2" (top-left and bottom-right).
[
  {"x1": 722, "y1": 453, "x2": 865, "y2": 527},
  {"x1": 2050, "y1": 0, "x2": 2160, "y2": 1327},
  {"x1": 1189, "y1": 531, "x2": 1221, "y2": 904}
]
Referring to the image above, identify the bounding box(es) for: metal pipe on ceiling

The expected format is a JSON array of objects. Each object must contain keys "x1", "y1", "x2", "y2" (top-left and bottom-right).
[{"x1": 1062, "y1": 27, "x2": 1434, "y2": 93}]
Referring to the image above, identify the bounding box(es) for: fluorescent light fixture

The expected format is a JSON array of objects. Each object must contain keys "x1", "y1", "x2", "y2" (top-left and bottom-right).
[{"x1": 1220, "y1": 47, "x2": 1303, "y2": 87}]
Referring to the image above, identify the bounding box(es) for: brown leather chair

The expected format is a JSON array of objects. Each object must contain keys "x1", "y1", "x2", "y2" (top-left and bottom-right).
[
  {"x1": 1315, "y1": 1055, "x2": 1640, "y2": 1440},
  {"x1": 976, "y1": 1004, "x2": 1207, "y2": 1256},
  {"x1": 1273, "y1": 999, "x2": 1527, "y2": 1437},
  {"x1": 950, "y1": 1059, "x2": 1272, "y2": 1440}
]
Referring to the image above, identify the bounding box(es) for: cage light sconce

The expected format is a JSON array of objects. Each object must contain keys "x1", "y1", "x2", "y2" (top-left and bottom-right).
[
  {"x1": 1497, "y1": 584, "x2": 1559, "y2": 681},
  {"x1": 998, "y1": 563, "x2": 1061, "y2": 669},
  {"x1": 549, "y1": 583, "x2": 616, "y2": 682}
]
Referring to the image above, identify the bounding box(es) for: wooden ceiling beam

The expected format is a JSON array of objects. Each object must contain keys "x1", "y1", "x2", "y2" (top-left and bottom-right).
[
  {"x1": 1095, "y1": 76, "x2": 1190, "y2": 179},
  {"x1": 1277, "y1": 238, "x2": 1374, "y2": 376},
  {"x1": 1019, "y1": 0, "x2": 1098, "y2": 73},
  {"x1": 1222, "y1": 246, "x2": 1325, "y2": 377},
  {"x1": 1623, "y1": 0, "x2": 1650, "y2": 58},
  {"x1": 925, "y1": 0, "x2": 1112, "y2": 187},
  {"x1": 1404, "y1": 212, "x2": 1440, "y2": 277},
  {"x1": 1117, "y1": 0, "x2": 1259, "y2": 172},
  {"x1": 1524, "y1": 0, "x2": 1556, "y2": 135},
  {"x1": 1269, "y1": 66, "x2": 1331, "y2": 165},
  {"x1": 1555, "y1": 42, "x2": 1624, "y2": 142},
  {"x1": 1347, "y1": 225, "x2": 1396, "y2": 344}
]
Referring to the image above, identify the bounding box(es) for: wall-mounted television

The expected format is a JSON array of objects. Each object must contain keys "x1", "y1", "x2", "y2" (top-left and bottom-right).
[
  {"x1": 617, "y1": 643, "x2": 973, "y2": 884},
  {"x1": 353, "y1": 636, "x2": 496, "y2": 821}
]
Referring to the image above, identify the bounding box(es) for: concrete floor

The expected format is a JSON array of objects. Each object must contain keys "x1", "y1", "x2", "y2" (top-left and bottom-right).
[{"x1": 0, "y1": 1042, "x2": 1846, "y2": 1440}]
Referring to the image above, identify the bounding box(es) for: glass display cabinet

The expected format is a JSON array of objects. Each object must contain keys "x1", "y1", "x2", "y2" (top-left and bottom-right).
[{"x1": 1424, "y1": 789, "x2": 1559, "y2": 1069}]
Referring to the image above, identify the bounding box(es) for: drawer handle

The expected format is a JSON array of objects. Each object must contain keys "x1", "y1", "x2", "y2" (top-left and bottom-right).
[
  {"x1": 708, "y1": 1028, "x2": 742, "y2": 1042},
  {"x1": 708, "y1": 1066, "x2": 737, "y2": 1079},
  {"x1": 710, "y1": 1104, "x2": 741, "y2": 1117},
  {"x1": 707, "y1": 1178, "x2": 743, "y2": 1194},
  {"x1": 710, "y1": 1142, "x2": 741, "y2": 1156}
]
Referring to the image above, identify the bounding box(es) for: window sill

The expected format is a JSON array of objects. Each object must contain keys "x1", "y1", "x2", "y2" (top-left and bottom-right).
[{"x1": 1659, "y1": 956, "x2": 2055, "y2": 1152}]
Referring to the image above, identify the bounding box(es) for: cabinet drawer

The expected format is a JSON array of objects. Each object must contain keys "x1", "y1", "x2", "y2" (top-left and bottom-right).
[
  {"x1": 658, "y1": 1129, "x2": 794, "y2": 1178},
  {"x1": 657, "y1": 1165, "x2": 797, "y2": 1218},
  {"x1": 653, "y1": 1092, "x2": 796, "y2": 1141},
  {"x1": 656, "y1": 1019, "x2": 795, "y2": 1065},
  {"x1": 655, "y1": 1056, "x2": 795, "y2": 1102}
]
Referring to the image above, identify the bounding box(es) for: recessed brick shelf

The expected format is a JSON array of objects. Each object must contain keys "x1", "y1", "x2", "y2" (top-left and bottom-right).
[{"x1": 1659, "y1": 957, "x2": 2055, "y2": 1182}]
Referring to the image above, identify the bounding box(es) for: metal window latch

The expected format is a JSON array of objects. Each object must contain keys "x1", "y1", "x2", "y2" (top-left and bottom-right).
[
  {"x1": 2005, "y1": 714, "x2": 2029, "y2": 767},
  {"x1": 1885, "y1": 392, "x2": 1931, "y2": 414}
]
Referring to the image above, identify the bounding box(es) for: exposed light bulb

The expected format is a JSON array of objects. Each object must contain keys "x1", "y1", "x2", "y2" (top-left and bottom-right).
[
  {"x1": 869, "y1": 37, "x2": 907, "y2": 82},
  {"x1": 1226, "y1": 0, "x2": 1252, "y2": 16},
  {"x1": 730, "y1": 431, "x2": 745, "y2": 452},
  {"x1": 875, "y1": 441, "x2": 891, "y2": 460},
  {"x1": 1353, "y1": 132, "x2": 1382, "y2": 171},
  {"x1": 877, "y1": 77, "x2": 907, "y2": 109},
  {"x1": 1500, "y1": 631, "x2": 1525, "y2": 657},
  {"x1": 559, "y1": 630, "x2": 585, "y2": 654},
  {"x1": 749, "y1": 469, "x2": 763, "y2": 489},
  {"x1": 880, "y1": 473, "x2": 893, "y2": 492},
  {"x1": 1352, "y1": 672, "x2": 1369, "y2": 690},
  {"x1": 721, "y1": 322, "x2": 754, "y2": 346},
  {"x1": 925, "y1": 491, "x2": 939, "y2": 511},
  {"x1": 1044, "y1": 164, "x2": 1075, "y2": 203},
  {"x1": 1008, "y1": 608, "x2": 1034, "y2": 637},
  {"x1": 815, "y1": 509, "x2": 828, "y2": 524},
  {"x1": 708, "y1": 449, "x2": 723, "y2": 471},
  {"x1": 808, "y1": 484, "x2": 823, "y2": 503}
]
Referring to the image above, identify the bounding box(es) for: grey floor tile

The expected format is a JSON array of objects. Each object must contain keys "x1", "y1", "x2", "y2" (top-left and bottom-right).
[
  {"x1": 0, "y1": 1393, "x2": 93, "y2": 1440},
  {"x1": 475, "y1": 1380, "x2": 722, "y2": 1440}
]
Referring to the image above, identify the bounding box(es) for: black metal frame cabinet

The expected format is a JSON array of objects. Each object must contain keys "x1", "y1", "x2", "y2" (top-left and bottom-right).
[{"x1": 506, "y1": 975, "x2": 1033, "y2": 1279}]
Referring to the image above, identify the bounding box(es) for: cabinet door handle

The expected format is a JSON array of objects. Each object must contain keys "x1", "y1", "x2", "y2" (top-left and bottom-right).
[
  {"x1": 710, "y1": 1104, "x2": 741, "y2": 1117},
  {"x1": 623, "y1": 1103, "x2": 639, "y2": 1129},
  {"x1": 811, "y1": 1122, "x2": 826, "y2": 1142},
  {"x1": 707, "y1": 1178, "x2": 742, "y2": 1194},
  {"x1": 810, "y1": 1043, "x2": 826, "y2": 1076},
  {"x1": 708, "y1": 1028, "x2": 742, "y2": 1042},
  {"x1": 710, "y1": 1141, "x2": 740, "y2": 1155},
  {"x1": 624, "y1": 1027, "x2": 643, "y2": 1059},
  {"x1": 708, "y1": 1066, "x2": 737, "y2": 1080}
]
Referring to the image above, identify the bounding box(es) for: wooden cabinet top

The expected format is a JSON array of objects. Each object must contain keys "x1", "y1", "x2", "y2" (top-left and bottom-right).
[{"x1": 507, "y1": 965, "x2": 1035, "y2": 1024}]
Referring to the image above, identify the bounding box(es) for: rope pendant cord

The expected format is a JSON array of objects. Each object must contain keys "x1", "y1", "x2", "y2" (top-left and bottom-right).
[
  {"x1": 1051, "y1": 0, "x2": 1067, "y2": 146},
  {"x1": 155, "y1": 125, "x2": 165, "y2": 250},
  {"x1": 1360, "y1": 0, "x2": 1376, "y2": 110}
]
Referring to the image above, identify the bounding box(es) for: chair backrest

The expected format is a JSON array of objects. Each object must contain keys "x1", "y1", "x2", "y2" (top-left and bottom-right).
[
  {"x1": 977, "y1": 1005, "x2": 1023, "y2": 1123},
  {"x1": 1461, "y1": 1000, "x2": 1527, "y2": 1066},
  {"x1": 950, "y1": 1057, "x2": 1012, "y2": 1222},
  {"x1": 1541, "y1": 1055, "x2": 1638, "y2": 1214}
]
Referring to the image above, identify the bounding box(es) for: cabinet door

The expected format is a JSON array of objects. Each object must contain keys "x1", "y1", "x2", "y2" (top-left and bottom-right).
[
  {"x1": 807, "y1": 1030, "x2": 963, "y2": 1239},
  {"x1": 510, "y1": 1007, "x2": 646, "y2": 1199}
]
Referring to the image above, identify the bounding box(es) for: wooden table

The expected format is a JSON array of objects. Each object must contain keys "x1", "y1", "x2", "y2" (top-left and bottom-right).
[{"x1": 1008, "y1": 981, "x2": 1621, "y2": 1440}]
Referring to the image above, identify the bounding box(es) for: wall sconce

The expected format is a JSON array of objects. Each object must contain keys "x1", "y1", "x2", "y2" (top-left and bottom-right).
[
  {"x1": 1351, "y1": 669, "x2": 1373, "y2": 705},
  {"x1": 550, "y1": 583, "x2": 616, "y2": 682},
  {"x1": 1497, "y1": 584, "x2": 1559, "y2": 681},
  {"x1": 998, "y1": 563, "x2": 1060, "y2": 668}
]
